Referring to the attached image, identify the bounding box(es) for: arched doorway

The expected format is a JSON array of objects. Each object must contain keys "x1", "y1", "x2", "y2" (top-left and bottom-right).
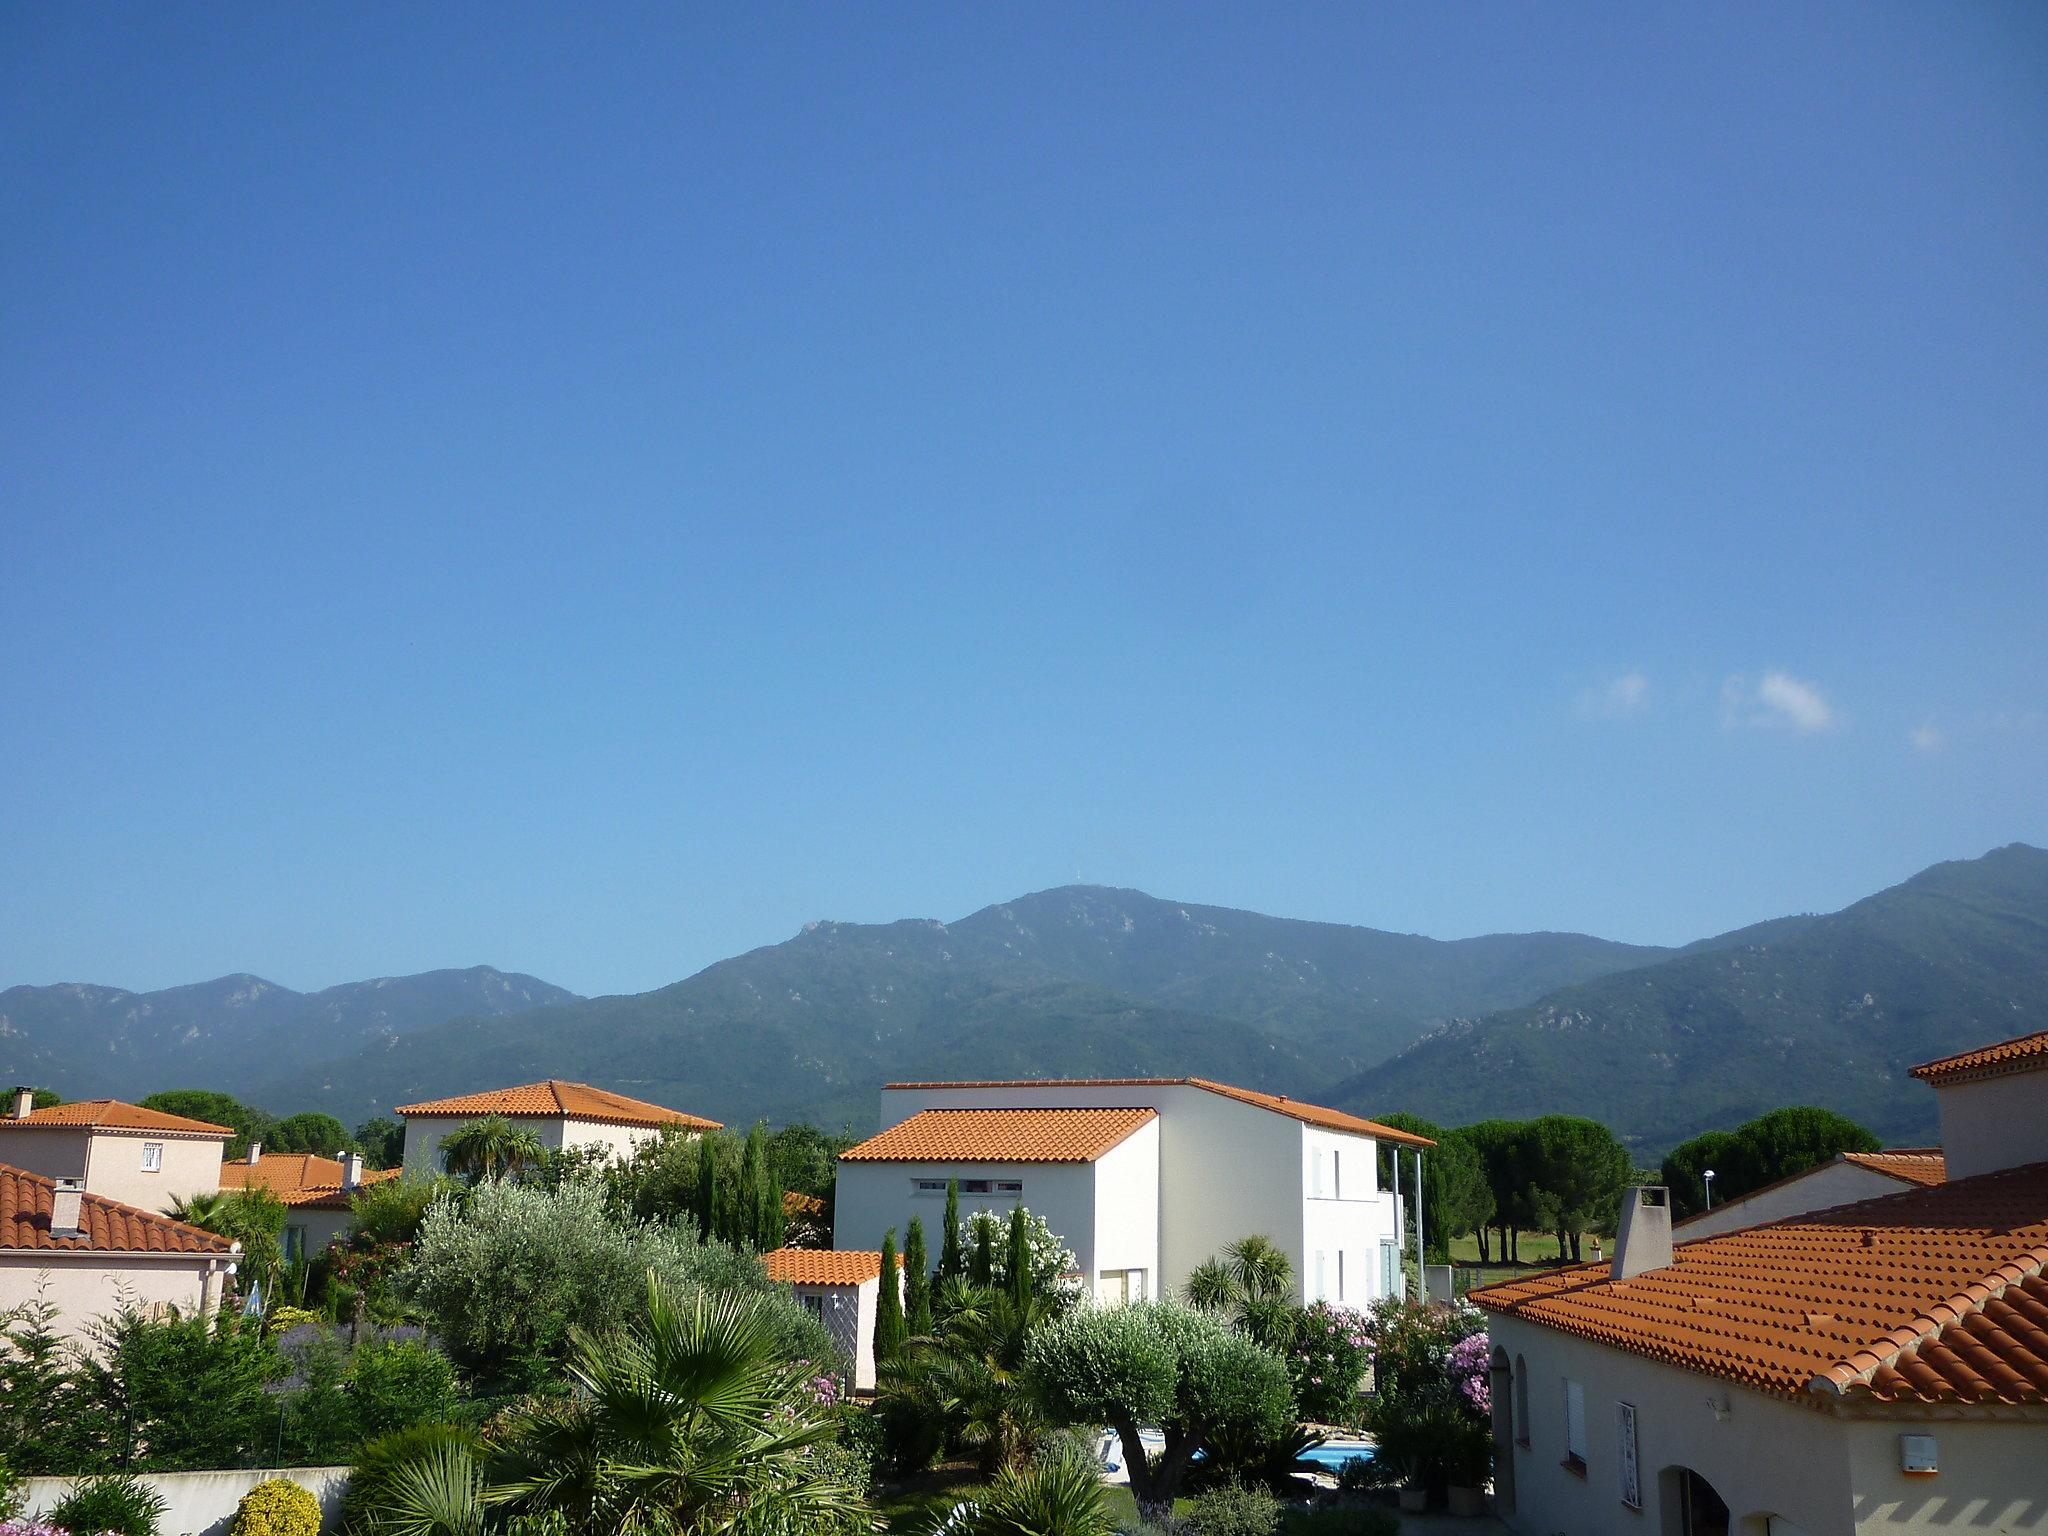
[
  {"x1": 1659, "y1": 1467, "x2": 1731, "y2": 1536},
  {"x1": 1488, "y1": 1348, "x2": 1516, "y2": 1514}
]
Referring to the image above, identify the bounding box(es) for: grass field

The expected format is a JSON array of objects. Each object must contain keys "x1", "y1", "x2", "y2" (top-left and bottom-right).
[{"x1": 1446, "y1": 1230, "x2": 1582, "y2": 1290}]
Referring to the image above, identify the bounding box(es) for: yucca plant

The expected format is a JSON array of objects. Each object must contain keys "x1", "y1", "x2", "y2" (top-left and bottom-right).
[{"x1": 944, "y1": 1455, "x2": 1113, "y2": 1536}]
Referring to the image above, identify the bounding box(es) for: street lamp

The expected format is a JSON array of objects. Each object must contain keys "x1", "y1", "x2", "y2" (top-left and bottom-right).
[{"x1": 1703, "y1": 1169, "x2": 1717, "y2": 1210}]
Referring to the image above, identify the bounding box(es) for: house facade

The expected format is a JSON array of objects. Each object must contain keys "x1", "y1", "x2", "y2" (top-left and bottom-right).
[
  {"x1": 219, "y1": 1146, "x2": 399, "y2": 1258},
  {"x1": 0, "y1": 1091, "x2": 230, "y2": 1213},
  {"x1": 1676, "y1": 1149, "x2": 1946, "y2": 1241},
  {"x1": 395, "y1": 1079, "x2": 721, "y2": 1176},
  {"x1": 0, "y1": 1162, "x2": 239, "y2": 1344},
  {"x1": 761, "y1": 1246, "x2": 902, "y2": 1393},
  {"x1": 833, "y1": 1077, "x2": 1428, "y2": 1307},
  {"x1": 1472, "y1": 1029, "x2": 2048, "y2": 1536}
]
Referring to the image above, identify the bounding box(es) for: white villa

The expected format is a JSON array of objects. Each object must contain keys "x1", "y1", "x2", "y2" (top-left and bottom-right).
[
  {"x1": 761, "y1": 1245, "x2": 903, "y2": 1393},
  {"x1": 395, "y1": 1079, "x2": 721, "y2": 1175},
  {"x1": 832, "y1": 1076, "x2": 1432, "y2": 1307},
  {"x1": 1473, "y1": 1027, "x2": 2048, "y2": 1536},
  {"x1": 0, "y1": 1089, "x2": 231, "y2": 1213}
]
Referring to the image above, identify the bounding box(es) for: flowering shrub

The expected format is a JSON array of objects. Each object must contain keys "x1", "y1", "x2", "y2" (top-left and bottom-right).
[
  {"x1": 957, "y1": 1208, "x2": 1080, "y2": 1301},
  {"x1": 230, "y1": 1479, "x2": 319, "y2": 1536},
  {"x1": 1287, "y1": 1301, "x2": 1373, "y2": 1422},
  {"x1": 0, "y1": 1521, "x2": 68, "y2": 1536},
  {"x1": 1360, "y1": 1297, "x2": 1481, "y2": 1400},
  {"x1": 1446, "y1": 1331, "x2": 1491, "y2": 1415}
]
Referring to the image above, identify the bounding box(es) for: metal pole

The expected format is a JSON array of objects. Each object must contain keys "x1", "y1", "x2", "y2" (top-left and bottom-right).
[{"x1": 1413, "y1": 1146, "x2": 1426, "y2": 1300}]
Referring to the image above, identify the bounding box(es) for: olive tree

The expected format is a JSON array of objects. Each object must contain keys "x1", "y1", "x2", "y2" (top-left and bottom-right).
[{"x1": 1024, "y1": 1301, "x2": 1291, "y2": 1520}]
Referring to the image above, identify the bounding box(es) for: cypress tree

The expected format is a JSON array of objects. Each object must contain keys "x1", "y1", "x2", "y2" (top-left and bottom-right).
[
  {"x1": 874, "y1": 1228, "x2": 905, "y2": 1362},
  {"x1": 969, "y1": 1216, "x2": 994, "y2": 1287},
  {"x1": 938, "y1": 1179, "x2": 965, "y2": 1280},
  {"x1": 740, "y1": 1124, "x2": 768, "y2": 1249},
  {"x1": 695, "y1": 1133, "x2": 718, "y2": 1242},
  {"x1": 761, "y1": 1144, "x2": 786, "y2": 1250},
  {"x1": 1007, "y1": 1205, "x2": 1031, "y2": 1310},
  {"x1": 903, "y1": 1216, "x2": 932, "y2": 1337}
]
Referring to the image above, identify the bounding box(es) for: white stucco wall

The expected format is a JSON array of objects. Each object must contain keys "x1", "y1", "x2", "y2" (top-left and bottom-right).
[
  {"x1": 1933, "y1": 1070, "x2": 2048, "y2": 1181},
  {"x1": 1485, "y1": 1314, "x2": 2048, "y2": 1536},
  {"x1": 400, "y1": 1114, "x2": 671, "y2": 1176},
  {"x1": 0, "y1": 1129, "x2": 224, "y2": 1213},
  {"x1": 786, "y1": 1275, "x2": 884, "y2": 1392},
  {"x1": 1091, "y1": 1118, "x2": 1160, "y2": 1298},
  {"x1": 834, "y1": 1157, "x2": 1103, "y2": 1287},
  {"x1": 867, "y1": 1082, "x2": 1410, "y2": 1304},
  {"x1": 1301, "y1": 1125, "x2": 1403, "y2": 1306},
  {"x1": 0, "y1": 1253, "x2": 231, "y2": 1344},
  {"x1": 1676, "y1": 1162, "x2": 1912, "y2": 1241},
  {"x1": 24, "y1": 1465, "x2": 350, "y2": 1536}
]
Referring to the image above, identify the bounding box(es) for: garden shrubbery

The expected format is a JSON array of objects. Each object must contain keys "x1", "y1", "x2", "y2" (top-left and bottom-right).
[{"x1": 230, "y1": 1480, "x2": 321, "y2": 1536}]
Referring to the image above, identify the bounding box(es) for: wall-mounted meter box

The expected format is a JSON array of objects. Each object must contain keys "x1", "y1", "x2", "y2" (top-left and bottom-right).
[{"x1": 1899, "y1": 1434, "x2": 1938, "y2": 1476}]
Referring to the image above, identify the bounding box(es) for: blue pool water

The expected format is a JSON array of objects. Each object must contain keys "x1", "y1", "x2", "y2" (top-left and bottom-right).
[{"x1": 1297, "y1": 1440, "x2": 1376, "y2": 1472}]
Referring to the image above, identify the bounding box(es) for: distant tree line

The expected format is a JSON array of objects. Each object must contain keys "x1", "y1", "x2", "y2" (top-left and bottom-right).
[{"x1": 1658, "y1": 1105, "x2": 1879, "y2": 1218}]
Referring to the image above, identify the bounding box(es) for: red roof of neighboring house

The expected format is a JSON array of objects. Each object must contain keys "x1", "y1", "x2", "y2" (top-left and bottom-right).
[
  {"x1": 219, "y1": 1153, "x2": 400, "y2": 1208},
  {"x1": 782, "y1": 1190, "x2": 826, "y2": 1219},
  {"x1": 0, "y1": 1162, "x2": 236, "y2": 1256},
  {"x1": 761, "y1": 1247, "x2": 898, "y2": 1286},
  {"x1": 393, "y1": 1080, "x2": 721, "y2": 1131},
  {"x1": 841, "y1": 1107, "x2": 1157, "y2": 1164},
  {"x1": 1840, "y1": 1149, "x2": 1948, "y2": 1188},
  {"x1": 0, "y1": 1100, "x2": 232, "y2": 1137},
  {"x1": 880, "y1": 1077, "x2": 1435, "y2": 1148},
  {"x1": 1911, "y1": 1028, "x2": 2048, "y2": 1085},
  {"x1": 1472, "y1": 1160, "x2": 2048, "y2": 1407}
]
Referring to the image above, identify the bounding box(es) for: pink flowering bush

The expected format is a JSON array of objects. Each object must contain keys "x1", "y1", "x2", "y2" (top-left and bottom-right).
[
  {"x1": 1, "y1": 1523, "x2": 70, "y2": 1536},
  {"x1": 1447, "y1": 1330, "x2": 1491, "y2": 1414},
  {"x1": 1287, "y1": 1301, "x2": 1374, "y2": 1422}
]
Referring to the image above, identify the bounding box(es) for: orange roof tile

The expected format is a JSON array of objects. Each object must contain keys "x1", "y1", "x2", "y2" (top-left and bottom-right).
[
  {"x1": 782, "y1": 1190, "x2": 826, "y2": 1219},
  {"x1": 1841, "y1": 1149, "x2": 1947, "y2": 1188},
  {"x1": 1911, "y1": 1028, "x2": 2048, "y2": 1085},
  {"x1": 394, "y1": 1080, "x2": 721, "y2": 1131},
  {"x1": 841, "y1": 1107, "x2": 1156, "y2": 1164},
  {"x1": 880, "y1": 1077, "x2": 1435, "y2": 1148},
  {"x1": 761, "y1": 1247, "x2": 899, "y2": 1286},
  {"x1": 0, "y1": 1162, "x2": 236, "y2": 1256},
  {"x1": 219, "y1": 1153, "x2": 401, "y2": 1208},
  {"x1": 0, "y1": 1100, "x2": 232, "y2": 1137},
  {"x1": 1472, "y1": 1161, "x2": 2048, "y2": 1407}
]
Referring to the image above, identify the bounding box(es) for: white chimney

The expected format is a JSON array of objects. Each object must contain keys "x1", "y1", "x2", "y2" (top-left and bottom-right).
[
  {"x1": 246, "y1": 1142, "x2": 262, "y2": 1164},
  {"x1": 1611, "y1": 1185, "x2": 1674, "y2": 1282},
  {"x1": 12, "y1": 1086, "x2": 33, "y2": 1120},
  {"x1": 342, "y1": 1152, "x2": 363, "y2": 1191},
  {"x1": 50, "y1": 1176, "x2": 85, "y2": 1238}
]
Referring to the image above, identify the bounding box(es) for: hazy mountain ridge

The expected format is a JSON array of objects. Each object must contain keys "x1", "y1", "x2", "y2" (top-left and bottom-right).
[
  {"x1": 1326, "y1": 843, "x2": 2048, "y2": 1150},
  {"x1": 0, "y1": 966, "x2": 580, "y2": 1102}
]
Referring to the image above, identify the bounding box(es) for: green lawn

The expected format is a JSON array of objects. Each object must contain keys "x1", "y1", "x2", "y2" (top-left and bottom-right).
[{"x1": 1446, "y1": 1230, "x2": 1586, "y2": 1291}]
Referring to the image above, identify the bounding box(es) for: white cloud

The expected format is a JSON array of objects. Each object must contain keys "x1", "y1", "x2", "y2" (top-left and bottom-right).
[
  {"x1": 1910, "y1": 722, "x2": 1945, "y2": 753},
  {"x1": 1578, "y1": 669, "x2": 1651, "y2": 718},
  {"x1": 1722, "y1": 671, "x2": 1837, "y2": 734}
]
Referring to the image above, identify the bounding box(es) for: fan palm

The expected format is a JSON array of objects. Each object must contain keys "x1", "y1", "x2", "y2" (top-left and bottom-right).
[
  {"x1": 882, "y1": 1279, "x2": 1053, "y2": 1475},
  {"x1": 946, "y1": 1455, "x2": 1112, "y2": 1536},
  {"x1": 437, "y1": 1116, "x2": 546, "y2": 1185},
  {"x1": 488, "y1": 1273, "x2": 874, "y2": 1534}
]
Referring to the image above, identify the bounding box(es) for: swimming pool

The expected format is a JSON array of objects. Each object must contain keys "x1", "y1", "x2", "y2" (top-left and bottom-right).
[{"x1": 1297, "y1": 1438, "x2": 1376, "y2": 1473}]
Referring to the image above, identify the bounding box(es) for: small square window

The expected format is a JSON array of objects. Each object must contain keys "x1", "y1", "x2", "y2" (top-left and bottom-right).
[{"x1": 141, "y1": 1142, "x2": 164, "y2": 1173}]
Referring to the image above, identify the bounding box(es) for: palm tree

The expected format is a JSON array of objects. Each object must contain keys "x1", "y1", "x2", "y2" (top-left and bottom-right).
[
  {"x1": 1184, "y1": 1234, "x2": 1298, "y2": 1350},
  {"x1": 881, "y1": 1279, "x2": 1054, "y2": 1475},
  {"x1": 488, "y1": 1274, "x2": 874, "y2": 1534},
  {"x1": 952, "y1": 1455, "x2": 1112, "y2": 1536},
  {"x1": 437, "y1": 1116, "x2": 546, "y2": 1185}
]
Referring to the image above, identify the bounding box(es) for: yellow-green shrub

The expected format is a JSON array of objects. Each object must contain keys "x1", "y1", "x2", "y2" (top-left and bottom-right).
[{"x1": 232, "y1": 1479, "x2": 321, "y2": 1536}]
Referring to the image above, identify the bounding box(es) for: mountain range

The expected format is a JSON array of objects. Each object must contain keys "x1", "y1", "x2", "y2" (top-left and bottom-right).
[{"x1": 4, "y1": 843, "x2": 2044, "y2": 1151}]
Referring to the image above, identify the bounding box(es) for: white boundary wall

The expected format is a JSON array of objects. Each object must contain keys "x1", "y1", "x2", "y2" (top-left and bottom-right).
[{"x1": 22, "y1": 1466, "x2": 351, "y2": 1536}]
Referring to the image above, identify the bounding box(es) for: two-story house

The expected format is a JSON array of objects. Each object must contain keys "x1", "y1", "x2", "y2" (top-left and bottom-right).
[
  {"x1": 395, "y1": 1079, "x2": 722, "y2": 1176},
  {"x1": 0, "y1": 1090, "x2": 230, "y2": 1213}
]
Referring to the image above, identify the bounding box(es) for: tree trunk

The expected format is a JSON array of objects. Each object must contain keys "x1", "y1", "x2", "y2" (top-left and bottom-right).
[
  {"x1": 1475, "y1": 1228, "x2": 1490, "y2": 1265},
  {"x1": 1118, "y1": 1419, "x2": 1196, "y2": 1522}
]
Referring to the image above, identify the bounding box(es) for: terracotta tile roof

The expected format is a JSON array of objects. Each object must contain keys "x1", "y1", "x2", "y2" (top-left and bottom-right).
[
  {"x1": 1841, "y1": 1149, "x2": 1947, "y2": 1188},
  {"x1": 880, "y1": 1077, "x2": 1435, "y2": 1148},
  {"x1": 761, "y1": 1247, "x2": 898, "y2": 1286},
  {"x1": 219, "y1": 1153, "x2": 401, "y2": 1208},
  {"x1": 393, "y1": 1080, "x2": 721, "y2": 1131},
  {"x1": 841, "y1": 1107, "x2": 1157, "y2": 1164},
  {"x1": 1472, "y1": 1161, "x2": 2048, "y2": 1406},
  {"x1": 783, "y1": 1190, "x2": 826, "y2": 1219},
  {"x1": 1911, "y1": 1028, "x2": 2048, "y2": 1085},
  {"x1": 0, "y1": 1100, "x2": 232, "y2": 1137},
  {"x1": 0, "y1": 1162, "x2": 236, "y2": 1256}
]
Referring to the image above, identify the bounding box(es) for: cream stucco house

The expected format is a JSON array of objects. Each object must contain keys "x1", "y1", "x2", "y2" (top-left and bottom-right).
[
  {"x1": 0, "y1": 1161, "x2": 239, "y2": 1344},
  {"x1": 0, "y1": 1090, "x2": 230, "y2": 1213},
  {"x1": 1472, "y1": 1027, "x2": 2048, "y2": 1536},
  {"x1": 1676, "y1": 1149, "x2": 1946, "y2": 1241},
  {"x1": 395, "y1": 1079, "x2": 721, "y2": 1176},
  {"x1": 832, "y1": 1077, "x2": 1430, "y2": 1307},
  {"x1": 219, "y1": 1145, "x2": 399, "y2": 1259},
  {"x1": 761, "y1": 1245, "x2": 903, "y2": 1393}
]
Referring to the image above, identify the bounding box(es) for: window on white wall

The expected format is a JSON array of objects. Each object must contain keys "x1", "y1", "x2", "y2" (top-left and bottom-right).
[
  {"x1": 913, "y1": 1180, "x2": 946, "y2": 1196},
  {"x1": 1312, "y1": 1150, "x2": 1325, "y2": 1196},
  {"x1": 1337, "y1": 1250, "x2": 1347, "y2": 1302},
  {"x1": 1313, "y1": 1250, "x2": 1327, "y2": 1299},
  {"x1": 140, "y1": 1142, "x2": 163, "y2": 1172},
  {"x1": 1379, "y1": 1240, "x2": 1398, "y2": 1298},
  {"x1": 1563, "y1": 1379, "x2": 1587, "y2": 1471},
  {"x1": 996, "y1": 1180, "x2": 1023, "y2": 1194},
  {"x1": 1332, "y1": 1150, "x2": 1343, "y2": 1199}
]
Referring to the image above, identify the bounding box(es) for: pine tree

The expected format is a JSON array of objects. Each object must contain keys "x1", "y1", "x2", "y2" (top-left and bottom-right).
[
  {"x1": 938, "y1": 1179, "x2": 965, "y2": 1280},
  {"x1": 1007, "y1": 1205, "x2": 1031, "y2": 1310},
  {"x1": 874, "y1": 1228, "x2": 905, "y2": 1363},
  {"x1": 903, "y1": 1216, "x2": 932, "y2": 1337},
  {"x1": 969, "y1": 1217, "x2": 994, "y2": 1287},
  {"x1": 695, "y1": 1133, "x2": 718, "y2": 1242}
]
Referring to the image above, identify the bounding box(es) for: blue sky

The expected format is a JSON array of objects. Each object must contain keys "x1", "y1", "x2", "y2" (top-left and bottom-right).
[{"x1": 3, "y1": 6, "x2": 2044, "y2": 997}]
